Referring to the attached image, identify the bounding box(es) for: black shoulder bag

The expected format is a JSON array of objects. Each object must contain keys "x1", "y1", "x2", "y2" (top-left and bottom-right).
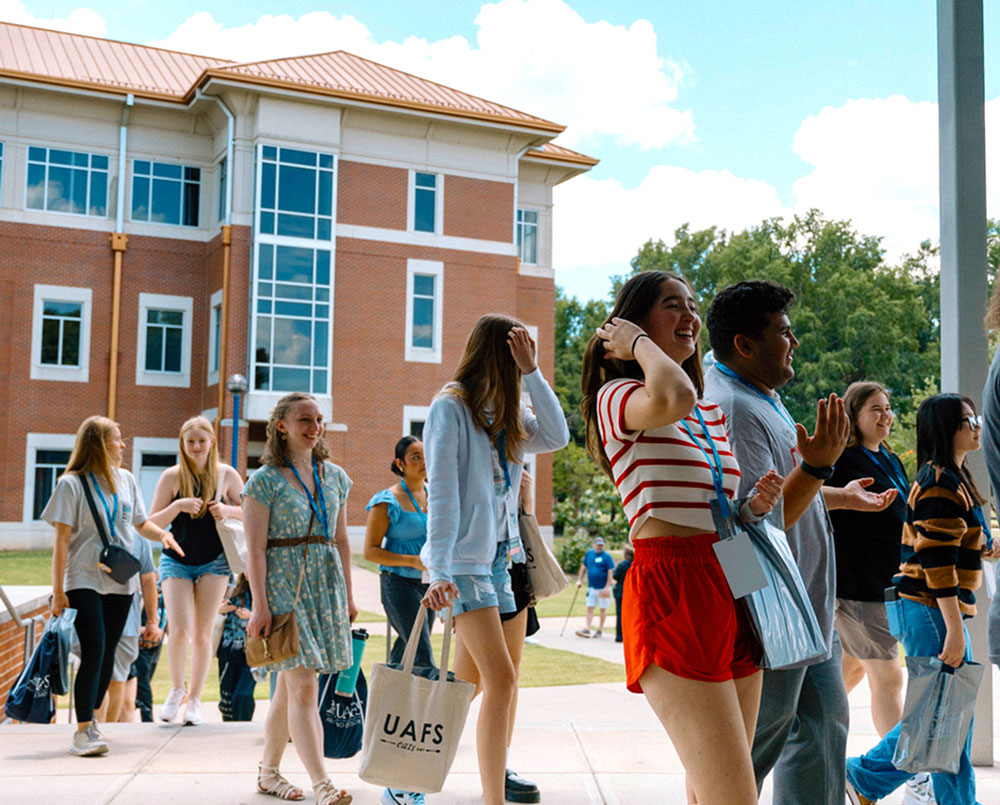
[{"x1": 80, "y1": 475, "x2": 141, "y2": 584}]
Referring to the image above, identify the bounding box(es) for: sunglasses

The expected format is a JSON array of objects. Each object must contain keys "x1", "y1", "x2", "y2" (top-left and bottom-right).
[{"x1": 962, "y1": 415, "x2": 983, "y2": 430}]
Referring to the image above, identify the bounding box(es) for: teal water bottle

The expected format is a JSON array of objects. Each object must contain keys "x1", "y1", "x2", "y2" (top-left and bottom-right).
[{"x1": 334, "y1": 628, "x2": 369, "y2": 697}]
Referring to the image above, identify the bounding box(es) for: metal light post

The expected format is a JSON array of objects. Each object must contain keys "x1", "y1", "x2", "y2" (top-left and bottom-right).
[{"x1": 226, "y1": 373, "x2": 248, "y2": 470}]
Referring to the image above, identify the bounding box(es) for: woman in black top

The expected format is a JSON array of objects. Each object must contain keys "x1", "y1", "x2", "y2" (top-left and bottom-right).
[{"x1": 826, "y1": 383, "x2": 908, "y2": 738}]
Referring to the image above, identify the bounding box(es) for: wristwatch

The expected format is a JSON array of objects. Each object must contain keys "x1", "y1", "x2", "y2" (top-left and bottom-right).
[{"x1": 800, "y1": 461, "x2": 835, "y2": 480}]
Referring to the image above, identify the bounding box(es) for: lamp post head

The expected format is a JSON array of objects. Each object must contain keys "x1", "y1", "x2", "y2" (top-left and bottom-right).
[{"x1": 226, "y1": 373, "x2": 249, "y2": 394}]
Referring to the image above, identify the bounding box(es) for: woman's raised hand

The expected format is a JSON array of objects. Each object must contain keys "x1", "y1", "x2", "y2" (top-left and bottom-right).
[
  {"x1": 595, "y1": 317, "x2": 647, "y2": 362},
  {"x1": 206, "y1": 500, "x2": 224, "y2": 520},
  {"x1": 176, "y1": 497, "x2": 203, "y2": 516},
  {"x1": 421, "y1": 580, "x2": 459, "y2": 611},
  {"x1": 507, "y1": 327, "x2": 537, "y2": 374},
  {"x1": 748, "y1": 470, "x2": 784, "y2": 517}
]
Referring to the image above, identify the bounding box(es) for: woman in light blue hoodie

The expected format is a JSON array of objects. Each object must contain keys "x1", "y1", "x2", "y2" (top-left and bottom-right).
[{"x1": 421, "y1": 314, "x2": 569, "y2": 805}]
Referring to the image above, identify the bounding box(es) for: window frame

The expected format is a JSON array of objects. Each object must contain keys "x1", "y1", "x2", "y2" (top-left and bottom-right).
[
  {"x1": 135, "y1": 292, "x2": 193, "y2": 388},
  {"x1": 23, "y1": 432, "x2": 75, "y2": 522},
  {"x1": 30, "y1": 284, "x2": 92, "y2": 383},
  {"x1": 207, "y1": 288, "x2": 223, "y2": 387},
  {"x1": 24, "y1": 145, "x2": 109, "y2": 218},
  {"x1": 129, "y1": 159, "x2": 201, "y2": 228},
  {"x1": 404, "y1": 259, "x2": 444, "y2": 364},
  {"x1": 517, "y1": 208, "x2": 539, "y2": 265},
  {"x1": 403, "y1": 405, "x2": 431, "y2": 439},
  {"x1": 408, "y1": 170, "x2": 443, "y2": 235}
]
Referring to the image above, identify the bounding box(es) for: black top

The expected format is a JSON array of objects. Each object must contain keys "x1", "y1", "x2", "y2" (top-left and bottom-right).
[
  {"x1": 613, "y1": 558, "x2": 632, "y2": 598},
  {"x1": 826, "y1": 444, "x2": 909, "y2": 601},
  {"x1": 162, "y1": 492, "x2": 225, "y2": 566}
]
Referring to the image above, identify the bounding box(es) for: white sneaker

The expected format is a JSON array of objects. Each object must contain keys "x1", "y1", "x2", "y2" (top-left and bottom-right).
[
  {"x1": 903, "y1": 772, "x2": 935, "y2": 804},
  {"x1": 70, "y1": 725, "x2": 108, "y2": 756},
  {"x1": 381, "y1": 789, "x2": 426, "y2": 805},
  {"x1": 160, "y1": 687, "x2": 185, "y2": 722},
  {"x1": 182, "y1": 697, "x2": 202, "y2": 726}
]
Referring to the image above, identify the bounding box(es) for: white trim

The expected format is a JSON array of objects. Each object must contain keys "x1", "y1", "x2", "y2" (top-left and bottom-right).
[
  {"x1": 247, "y1": 391, "x2": 334, "y2": 422},
  {"x1": 517, "y1": 264, "x2": 555, "y2": 279},
  {"x1": 135, "y1": 292, "x2": 193, "y2": 388},
  {"x1": 207, "y1": 288, "x2": 223, "y2": 386},
  {"x1": 30, "y1": 284, "x2": 92, "y2": 383},
  {"x1": 336, "y1": 224, "x2": 515, "y2": 256},
  {"x1": 403, "y1": 405, "x2": 431, "y2": 437},
  {"x1": 23, "y1": 432, "x2": 75, "y2": 522},
  {"x1": 130, "y1": 437, "x2": 179, "y2": 477},
  {"x1": 128, "y1": 157, "x2": 203, "y2": 229},
  {"x1": 516, "y1": 207, "x2": 539, "y2": 266},
  {"x1": 405, "y1": 259, "x2": 444, "y2": 364},
  {"x1": 339, "y1": 152, "x2": 517, "y2": 185},
  {"x1": 408, "y1": 169, "x2": 443, "y2": 235}
]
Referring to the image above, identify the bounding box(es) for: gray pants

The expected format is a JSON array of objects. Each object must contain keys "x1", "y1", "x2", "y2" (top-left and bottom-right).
[{"x1": 752, "y1": 634, "x2": 849, "y2": 805}]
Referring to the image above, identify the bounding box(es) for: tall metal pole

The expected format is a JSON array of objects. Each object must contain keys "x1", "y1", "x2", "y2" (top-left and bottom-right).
[
  {"x1": 231, "y1": 392, "x2": 240, "y2": 470},
  {"x1": 937, "y1": 0, "x2": 992, "y2": 764}
]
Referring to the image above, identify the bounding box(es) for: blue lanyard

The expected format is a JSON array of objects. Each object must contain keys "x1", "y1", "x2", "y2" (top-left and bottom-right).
[
  {"x1": 288, "y1": 457, "x2": 330, "y2": 541},
  {"x1": 860, "y1": 446, "x2": 909, "y2": 499},
  {"x1": 973, "y1": 505, "x2": 993, "y2": 551},
  {"x1": 678, "y1": 406, "x2": 732, "y2": 519},
  {"x1": 400, "y1": 479, "x2": 427, "y2": 526},
  {"x1": 716, "y1": 363, "x2": 796, "y2": 432},
  {"x1": 89, "y1": 472, "x2": 118, "y2": 540},
  {"x1": 484, "y1": 418, "x2": 512, "y2": 491}
]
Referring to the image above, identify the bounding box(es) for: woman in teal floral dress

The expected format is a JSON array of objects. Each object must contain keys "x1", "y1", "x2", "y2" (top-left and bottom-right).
[{"x1": 244, "y1": 392, "x2": 357, "y2": 805}]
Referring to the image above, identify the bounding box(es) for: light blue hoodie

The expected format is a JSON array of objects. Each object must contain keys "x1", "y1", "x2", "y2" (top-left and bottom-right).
[{"x1": 420, "y1": 368, "x2": 569, "y2": 584}]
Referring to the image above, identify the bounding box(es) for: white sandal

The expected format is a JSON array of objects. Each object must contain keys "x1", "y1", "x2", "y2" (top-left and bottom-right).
[
  {"x1": 313, "y1": 776, "x2": 352, "y2": 805},
  {"x1": 257, "y1": 763, "x2": 305, "y2": 801}
]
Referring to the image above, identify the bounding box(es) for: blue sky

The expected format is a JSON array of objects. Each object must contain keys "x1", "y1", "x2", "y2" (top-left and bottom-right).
[{"x1": 7, "y1": 0, "x2": 1000, "y2": 302}]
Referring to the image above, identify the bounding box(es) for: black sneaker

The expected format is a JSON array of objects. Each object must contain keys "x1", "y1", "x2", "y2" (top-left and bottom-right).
[{"x1": 505, "y1": 768, "x2": 540, "y2": 803}]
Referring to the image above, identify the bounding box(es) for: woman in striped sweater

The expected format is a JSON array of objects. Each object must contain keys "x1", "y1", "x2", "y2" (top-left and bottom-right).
[{"x1": 847, "y1": 393, "x2": 1000, "y2": 805}]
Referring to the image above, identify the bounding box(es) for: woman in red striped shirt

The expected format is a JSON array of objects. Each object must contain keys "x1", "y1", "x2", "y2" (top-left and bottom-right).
[{"x1": 581, "y1": 271, "x2": 783, "y2": 805}]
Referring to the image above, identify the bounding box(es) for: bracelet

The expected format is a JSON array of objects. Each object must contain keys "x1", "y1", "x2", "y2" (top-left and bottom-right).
[
  {"x1": 800, "y1": 461, "x2": 835, "y2": 480},
  {"x1": 630, "y1": 332, "x2": 651, "y2": 359}
]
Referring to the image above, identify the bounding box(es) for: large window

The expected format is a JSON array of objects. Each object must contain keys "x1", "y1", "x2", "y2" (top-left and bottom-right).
[
  {"x1": 136, "y1": 293, "x2": 193, "y2": 387},
  {"x1": 33, "y1": 448, "x2": 71, "y2": 520},
  {"x1": 258, "y1": 146, "x2": 334, "y2": 241},
  {"x1": 411, "y1": 172, "x2": 438, "y2": 233},
  {"x1": 31, "y1": 285, "x2": 92, "y2": 383},
  {"x1": 24, "y1": 433, "x2": 75, "y2": 522},
  {"x1": 26, "y1": 146, "x2": 108, "y2": 217},
  {"x1": 218, "y1": 157, "x2": 227, "y2": 224},
  {"x1": 254, "y1": 243, "x2": 331, "y2": 394},
  {"x1": 131, "y1": 160, "x2": 200, "y2": 226},
  {"x1": 517, "y1": 209, "x2": 538, "y2": 265},
  {"x1": 405, "y1": 259, "x2": 443, "y2": 363},
  {"x1": 208, "y1": 289, "x2": 223, "y2": 386}
]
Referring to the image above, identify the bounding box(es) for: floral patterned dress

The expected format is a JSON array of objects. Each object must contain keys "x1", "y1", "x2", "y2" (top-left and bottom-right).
[{"x1": 243, "y1": 461, "x2": 353, "y2": 681}]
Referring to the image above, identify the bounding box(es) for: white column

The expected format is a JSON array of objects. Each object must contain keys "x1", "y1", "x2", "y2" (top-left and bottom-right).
[{"x1": 937, "y1": 0, "x2": 993, "y2": 764}]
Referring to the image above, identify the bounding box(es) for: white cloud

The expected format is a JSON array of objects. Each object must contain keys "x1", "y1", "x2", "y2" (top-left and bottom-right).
[
  {"x1": 0, "y1": 0, "x2": 105, "y2": 36},
  {"x1": 146, "y1": 0, "x2": 693, "y2": 150}
]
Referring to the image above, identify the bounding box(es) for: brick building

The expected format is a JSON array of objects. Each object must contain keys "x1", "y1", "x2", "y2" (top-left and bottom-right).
[{"x1": 0, "y1": 22, "x2": 596, "y2": 550}]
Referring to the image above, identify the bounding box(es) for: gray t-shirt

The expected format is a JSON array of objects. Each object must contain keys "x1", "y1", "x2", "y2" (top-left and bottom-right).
[
  {"x1": 704, "y1": 364, "x2": 836, "y2": 664},
  {"x1": 42, "y1": 469, "x2": 149, "y2": 596},
  {"x1": 122, "y1": 534, "x2": 156, "y2": 637}
]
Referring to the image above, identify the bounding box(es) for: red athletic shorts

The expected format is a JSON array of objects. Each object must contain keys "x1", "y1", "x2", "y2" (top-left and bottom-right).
[{"x1": 623, "y1": 533, "x2": 759, "y2": 691}]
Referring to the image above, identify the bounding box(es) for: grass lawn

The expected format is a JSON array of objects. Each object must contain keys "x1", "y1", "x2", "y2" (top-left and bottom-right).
[{"x1": 1, "y1": 550, "x2": 55, "y2": 585}]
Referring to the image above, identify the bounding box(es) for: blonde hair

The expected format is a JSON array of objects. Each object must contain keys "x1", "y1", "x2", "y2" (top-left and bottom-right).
[
  {"x1": 449, "y1": 313, "x2": 527, "y2": 460},
  {"x1": 63, "y1": 416, "x2": 119, "y2": 493},
  {"x1": 177, "y1": 416, "x2": 219, "y2": 517},
  {"x1": 260, "y1": 392, "x2": 331, "y2": 468}
]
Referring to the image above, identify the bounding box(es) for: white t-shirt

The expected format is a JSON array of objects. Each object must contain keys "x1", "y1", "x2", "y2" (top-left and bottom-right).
[{"x1": 42, "y1": 469, "x2": 149, "y2": 595}]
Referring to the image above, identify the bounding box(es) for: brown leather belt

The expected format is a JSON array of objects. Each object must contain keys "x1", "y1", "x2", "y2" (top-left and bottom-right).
[{"x1": 267, "y1": 535, "x2": 332, "y2": 547}]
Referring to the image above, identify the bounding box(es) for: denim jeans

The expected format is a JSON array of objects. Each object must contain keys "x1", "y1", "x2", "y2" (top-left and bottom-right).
[
  {"x1": 752, "y1": 633, "x2": 850, "y2": 805},
  {"x1": 847, "y1": 599, "x2": 977, "y2": 805},
  {"x1": 380, "y1": 571, "x2": 435, "y2": 671}
]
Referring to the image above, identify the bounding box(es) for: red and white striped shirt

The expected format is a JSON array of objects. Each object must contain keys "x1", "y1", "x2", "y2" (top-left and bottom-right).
[{"x1": 597, "y1": 378, "x2": 741, "y2": 535}]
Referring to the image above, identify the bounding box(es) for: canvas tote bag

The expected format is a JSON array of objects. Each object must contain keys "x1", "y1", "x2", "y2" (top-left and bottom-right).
[
  {"x1": 359, "y1": 605, "x2": 475, "y2": 793},
  {"x1": 518, "y1": 508, "x2": 568, "y2": 601},
  {"x1": 214, "y1": 470, "x2": 247, "y2": 575}
]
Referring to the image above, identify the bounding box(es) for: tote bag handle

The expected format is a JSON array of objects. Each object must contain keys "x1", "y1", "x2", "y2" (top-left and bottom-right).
[{"x1": 399, "y1": 601, "x2": 454, "y2": 685}]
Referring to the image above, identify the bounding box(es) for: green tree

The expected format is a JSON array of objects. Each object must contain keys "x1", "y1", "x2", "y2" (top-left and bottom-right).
[{"x1": 554, "y1": 286, "x2": 610, "y2": 444}]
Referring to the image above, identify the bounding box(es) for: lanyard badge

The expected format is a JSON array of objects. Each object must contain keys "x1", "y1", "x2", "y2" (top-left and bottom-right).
[
  {"x1": 89, "y1": 472, "x2": 119, "y2": 541},
  {"x1": 716, "y1": 363, "x2": 796, "y2": 432},
  {"x1": 288, "y1": 457, "x2": 330, "y2": 541}
]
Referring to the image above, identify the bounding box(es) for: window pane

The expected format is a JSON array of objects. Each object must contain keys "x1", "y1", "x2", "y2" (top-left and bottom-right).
[
  {"x1": 50, "y1": 150, "x2": 72, "y2": 165},
  {"x1": 280, "y1": 148, "x2": 316, "y2": 167},
  {"x1": 412, "y1": 297, "x2": 434, "y2": 348},
  {"x1": 47, "y1": 166, "x2": 72, "y2": 212},
  {"x1": 28, "y1": 146, "x2": 45, "y2": 161},
  {"x1": 151, "y1": 178, "x2": 181, "y2": 224},
  {"x1": 153, "y1": 163, "x2": 182, "y2": 179},
  {"x1": 184, "y1": 167, "x2": 200, "y2": 181},
  {"x1": 258, "y1": 244, "x2": 274, "y2": 279},
  {"x1": 416, "y1": 172, "x2": 436, "y2": 188},
  {"x1": 146, "y1": 326, "x2": 163, "y2": 371},
  {"x1": 318, "y1": 171, "x2": 332, "y2": 216},
  {"x1": 312, "y1": 369, "x2": 327, "y2": 394},
  {"x1": 409, "y1": 421, "x2": 425, "y2": 439},
  {"x1": 258, "y1": 282, "x2": 273, "y2": 297},
  {"x1": 277, "y1": 213, "x2": 314, "y2": 238},
  {"x1": 26, "y1": 163, "x2": 45, "y2": 209},
  {"x1": 135, "y1": 160, "x2": 151, "y2": 175},
  {"x1": 256, "y1": 317, "x2": 271, "y2": 360},
  {"x1": 261, "y1": 161, "x2": 276, "y2": 209},
  {"x1": 44, "y1": 301, "x2": 81, "y2": 317},
  {"x1": 271, "y1": 367, "x2": 310, "y2": 391},
  {"x1": 313, "y1": 320, "x2": 328, "y2": 366},
  {"x1": 141, "y1": 453, "x2": 176, "y2": 467},
  {"x1": 62, "y1": 320, "x2": 80, "y2": 366},
  {"x1": 260, "y1": 211, "x2": 275, "y2": 234},
  {"x1": 316, "y1": 251, "x2": 330, "y2": 286},
  {"x1": 34, "y1": 467, "x2": 56, "y2": 520},
  {"x1": 37, "y1": 449, "x2": 71, "y2": 465},
  {"x1": 413, "y1": 274, "x2": 435, "y2": 296},
  {"x1": 274, "y1": 301, "x2": 311, "y2": 317},
  {"x1": 522, "y1": 226, "x2": 537, "y2": 264},
  {"x1": 132, "y1": 175, "x2": 150, "y2": 220},
  {"x1": 273, "y1": 318, "x2": 312, "y2": 365},
  {"x1": 275, "y1": 246, "x2": 314, "y2": 283},
  {"x1": 255, "y1": 365, "x2": 270, "y2": 390},
  {"x1": 258, "y1": 300, "x2": 272, "y2": 314},
  {"x1": 164, "y1": 327, "x2": 182, "y2": 372},
  {"x1": 182, "y1": 181, "x2": 199, "y2": 227},
  {"x1": 263, "y1": 145, "x2": 277, "y2": 160},
  {"x1": 275, "y1": 284, "x2": 311, "y2": 300},
  {"x1": 414, "y1": 188, "x2": 435, "y2": 232},
  {"x1": 278, "y1": 165, "x2": 316, "y2": 214},
  {"x1": 89, "y1": 172, "x2": 107, "y2": 217},
  {"x1": 319, "y1": 154, "x2": 333, "y2": 169},
  {"x1": 41, "y1": 319, "x2": 60, "y2": 364},
  {"x1": 91, "y1": 155, "x2": 108, "y2": 170},
  {"x1": 316, "y1": 287, "x2": 330, "y2": 302},
  {"x1": 316, "y1": 218, "x2": 332, "y2": 241}
]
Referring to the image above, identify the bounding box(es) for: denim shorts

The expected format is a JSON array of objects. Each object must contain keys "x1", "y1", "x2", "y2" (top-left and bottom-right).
[
  {"x1": 159, "y1": 552, "x2": 230, "y2": 582},
  {"x1": 453, "y1": 540, "x2": 517, "y2": 616}
]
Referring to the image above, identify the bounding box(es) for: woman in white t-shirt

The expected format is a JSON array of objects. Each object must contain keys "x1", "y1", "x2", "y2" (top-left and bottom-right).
[{"x1": 44, "y1": 415, "x2": 182, "y2": 757}]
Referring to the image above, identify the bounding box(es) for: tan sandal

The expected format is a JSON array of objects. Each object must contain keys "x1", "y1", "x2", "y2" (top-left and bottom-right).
[
  {"x1": 257, "y1": 763, "x2": 305, "y2": 801},
  {"x1": 313, "y1": 777, "x2": 352, "y2": 805}
]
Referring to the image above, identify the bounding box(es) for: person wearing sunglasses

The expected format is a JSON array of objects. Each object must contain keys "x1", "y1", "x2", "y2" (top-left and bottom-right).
[{"x1": 847, "y1": 394, "x2": 1000, "y2": 805}]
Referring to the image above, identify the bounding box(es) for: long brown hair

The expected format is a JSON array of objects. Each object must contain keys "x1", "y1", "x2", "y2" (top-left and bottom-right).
[
  {"x1": 581, "y1": 271, "x2": 704, "y2": 478},
  {"x1": 448, "y1": 313, "x2": 527, "y2": 460},
  {"x1": 260, "y1": 392, "x2": 331, "y2": 468},
  {"x1": 843, "y1": 381, "x2": 892, "y2": 450},
  {"x1": 177, "y1": 416, "x2": 219, "y2": 517},
  {"x1": 63, "y1": 416, "x2": 119, "y2": 493}
]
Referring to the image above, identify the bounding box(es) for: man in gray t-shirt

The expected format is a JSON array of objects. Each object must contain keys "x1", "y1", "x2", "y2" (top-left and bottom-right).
[{"x1": 704, "y1": 280, "x2": 896, "y2": 805}]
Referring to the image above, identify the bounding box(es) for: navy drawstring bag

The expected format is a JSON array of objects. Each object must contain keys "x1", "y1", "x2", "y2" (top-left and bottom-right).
[
  {"x1": 319, "y1": 668, "x2": 367, "y2": 759},
  {"x1": 5, "y1": 608, "x2": 77, "y2": 723}
]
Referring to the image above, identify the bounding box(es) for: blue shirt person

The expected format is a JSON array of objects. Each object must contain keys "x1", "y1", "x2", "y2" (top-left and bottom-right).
[{"x1": 575, "y1": 537, "x2": 617, "y2": 638}]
